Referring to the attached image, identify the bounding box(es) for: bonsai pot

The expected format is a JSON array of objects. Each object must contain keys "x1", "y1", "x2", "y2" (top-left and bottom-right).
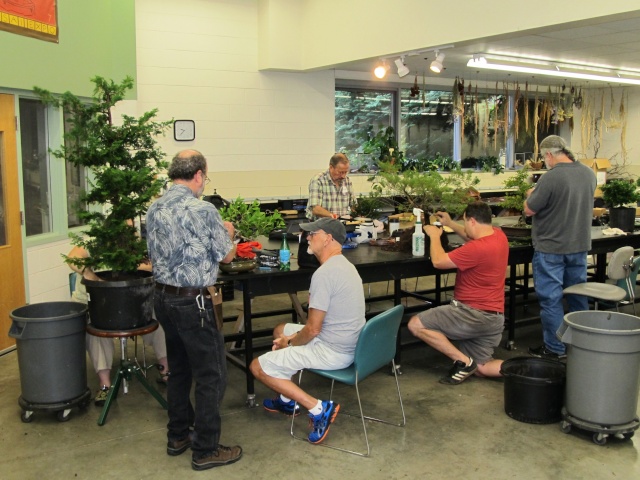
[
  {"x1": 82, "y1": 270, "x2": 154, "y2": 330},
  {"x1": 609, "y1": 207, "x2": 636, "y2": 233}
]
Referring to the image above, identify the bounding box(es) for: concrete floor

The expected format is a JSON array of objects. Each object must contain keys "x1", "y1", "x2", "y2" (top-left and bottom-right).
[{"x1": 1, "y1": 278, "x2": 639, "y2": 479}]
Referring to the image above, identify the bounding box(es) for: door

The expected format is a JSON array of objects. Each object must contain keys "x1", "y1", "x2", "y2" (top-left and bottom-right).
[{"x1": 0, "y1": 94, "x2": 26, "y2": 351}]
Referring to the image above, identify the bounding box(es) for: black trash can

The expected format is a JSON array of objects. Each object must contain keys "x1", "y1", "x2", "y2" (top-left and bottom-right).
[
  {"x1": 9, "y1": 302, "x2": 88, "y2": 404},
  {"x1": 500, "y1": 357, "x2": 566, "y2": 424}
]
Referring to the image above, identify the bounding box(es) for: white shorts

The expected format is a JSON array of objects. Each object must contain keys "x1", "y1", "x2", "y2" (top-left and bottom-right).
[{"x1": 258, "y1": 323, "x2": 354, "y2": 379}]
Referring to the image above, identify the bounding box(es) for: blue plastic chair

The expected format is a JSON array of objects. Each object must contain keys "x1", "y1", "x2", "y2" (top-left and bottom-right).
[{"x1": 290, "y1": 304, "x2": 406, "y2": 456}]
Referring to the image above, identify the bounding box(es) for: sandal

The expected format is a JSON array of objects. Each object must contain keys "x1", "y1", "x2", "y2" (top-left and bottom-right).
[{"x1": 156, "y1": 372, "x2": 170, "y2": 385}]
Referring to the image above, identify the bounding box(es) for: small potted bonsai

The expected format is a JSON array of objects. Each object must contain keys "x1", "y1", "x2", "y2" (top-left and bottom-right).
[
  {"x1": 35, "y1": 76, "x2": 171, "y2": 329},
  {"x1": 600, "y1": 178, "x2": 640, "y2": 232},
  {"x1": 218, "y1": 197, "x2": 285, "y2": 272},
  {"x1": 499, "y1": 167, "x2": 534, "y2": 241}
]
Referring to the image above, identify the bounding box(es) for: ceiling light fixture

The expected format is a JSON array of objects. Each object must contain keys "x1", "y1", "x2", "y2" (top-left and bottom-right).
[
  {"x1": 430, "y1": 51, "x2": 445, "y2": 73},
  {"x1": 395, "y1": 56, "x2": 410, "y2": 78},
  {"x1": 467, "y1": 54, "x2": 640, "y2": 86},
  {"x1": 374, "y1": 60, "x2": 390, "y2": 79}
]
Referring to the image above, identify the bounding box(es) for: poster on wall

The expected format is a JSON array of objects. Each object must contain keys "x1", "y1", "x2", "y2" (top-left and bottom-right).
[{"x1": 0, "y1": 0, "x2": 58, "y2": 43}]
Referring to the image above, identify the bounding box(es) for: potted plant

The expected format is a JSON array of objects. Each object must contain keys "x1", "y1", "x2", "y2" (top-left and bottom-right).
[
  {"x1": 218, "y1": 196, "x2": 285, "y2": 272},
  {"x1": 600, "y1": 178, "x2": 640, "y2": 232},
  {"x1": 499, "y1": 167, "x2": 534, "y2": 241},
  {"x1": 370, "y1": 161, "x2": 479, "y2": 219},
  {"x1": 35, "y1": 76, "x2": 171, "y2": 329}
]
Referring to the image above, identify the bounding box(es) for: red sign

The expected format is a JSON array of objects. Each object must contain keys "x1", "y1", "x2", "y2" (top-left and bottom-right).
[{"x1": 0, "y1": 0, "x2": 58, "y2": 43}]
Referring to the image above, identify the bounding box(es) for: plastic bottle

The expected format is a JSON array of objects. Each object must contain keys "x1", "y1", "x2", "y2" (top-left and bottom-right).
[
  {"x1": 499, "y1": 148, "x2": 506, "y2": 168},
  {"x1": 279, "y1": 235, "x2": 291, "y2": 271},
  {"x1": 412, "y1": 208, "x2": 425, "y2": 257}
]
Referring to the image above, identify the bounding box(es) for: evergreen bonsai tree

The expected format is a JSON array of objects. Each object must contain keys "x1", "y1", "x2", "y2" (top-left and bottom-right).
[
  {"x1": 35, "y1": 76, "x2": 171, "y2": 276},
  {"x1": 219, "y1": 197, "x2": 285, "y2": 241},
  {"x1": 600, "y1": 178, "x2": 640, "y2": 208},
  {"x1": 500, "y1": 167, "x2": 533, "y2": 225}
]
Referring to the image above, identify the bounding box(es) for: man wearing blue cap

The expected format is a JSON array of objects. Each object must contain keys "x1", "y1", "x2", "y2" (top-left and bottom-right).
[{"x1": 250, "y1": 218, "x2": 365, "y2": 445}]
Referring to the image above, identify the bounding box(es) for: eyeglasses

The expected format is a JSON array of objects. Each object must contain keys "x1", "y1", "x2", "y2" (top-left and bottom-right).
[
  {"x1": 307, "y1": 231, "x2": 325, "y2": 238},
  {"x1": 200, "y1": 171, "x2": 210, "y2": 185}
]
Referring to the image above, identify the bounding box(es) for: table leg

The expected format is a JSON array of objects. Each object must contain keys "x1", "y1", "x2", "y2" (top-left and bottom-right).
[{"x1": 242, "y1": 280, "x2": 256, "y2": 407}]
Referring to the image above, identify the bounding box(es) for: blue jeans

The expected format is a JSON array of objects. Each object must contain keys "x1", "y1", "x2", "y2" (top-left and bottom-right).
[
  {"x1": 532, "y1": 251, "x2": 589, "y2": 354},
  {"x1": 154, "y1": 291, "x2": 227, "y2": 458}
]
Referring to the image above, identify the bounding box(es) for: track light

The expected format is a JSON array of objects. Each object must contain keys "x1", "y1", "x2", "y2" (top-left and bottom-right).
[
  {"x1": 374, "y1": 60, "x2": 390, "y2": 79},
  {"x1": 467, "y1": 54, "x2": 640, "y2": 86},
  {"x1": 395, "y1": 56, "x2": 410, "y2": 78},
  {"x1": 430, "y1": 52, "x2": 445, "y2": 73}
]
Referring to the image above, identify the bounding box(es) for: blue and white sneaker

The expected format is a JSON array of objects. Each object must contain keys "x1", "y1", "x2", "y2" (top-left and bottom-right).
[
  {"x1": 263, "y1": 396, "x2": 300, "y2": 416},
  {"x1": 307, "y1": 400, "x2": 340, "y2": 444}
]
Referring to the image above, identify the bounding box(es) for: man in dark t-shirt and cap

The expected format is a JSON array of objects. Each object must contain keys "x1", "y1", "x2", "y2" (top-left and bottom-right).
[{"x1": 524, "y1": 135, "x2": 596, "y2": 360}]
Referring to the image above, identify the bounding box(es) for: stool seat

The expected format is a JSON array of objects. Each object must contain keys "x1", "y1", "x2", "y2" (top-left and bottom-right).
[
  {"x1": 86, "y1": 320, "x2": 167, "y2": 425},
  {"x1": 87, "y1": 321, "x2": 159, "y2": 338}
]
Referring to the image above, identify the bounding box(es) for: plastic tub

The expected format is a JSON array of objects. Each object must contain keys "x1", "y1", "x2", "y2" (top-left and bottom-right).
[{"x1": 500, "y1": 357, "x2": 566, "y2": 424}]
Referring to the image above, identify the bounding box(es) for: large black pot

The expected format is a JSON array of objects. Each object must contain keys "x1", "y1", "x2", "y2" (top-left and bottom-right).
[
  {"x1": 609, "y1": 207, "x2": 636, "y2": 233},
  {"x1": 82, "y1": 270, "x2": 154, "y2": 330},
  {"x1": 500, "y1": 357, "x2": 566, "y2": 424}
]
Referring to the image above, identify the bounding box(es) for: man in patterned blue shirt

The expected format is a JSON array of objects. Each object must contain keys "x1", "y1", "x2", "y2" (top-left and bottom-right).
[
  {"x1": 306, "y1": 153, "x2": 354, "y2": 220},
  {"x1": 146, "y1": 150, "x2": 242, "y2": 471}
]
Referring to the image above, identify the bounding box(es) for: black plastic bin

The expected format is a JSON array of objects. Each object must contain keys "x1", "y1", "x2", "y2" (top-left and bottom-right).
[
  {"x1": 9, "y1": 302, "x2": 88, "y2": 404},
  {"x1": 500, "y1": 357, "x2": 566, "y2": 424}
]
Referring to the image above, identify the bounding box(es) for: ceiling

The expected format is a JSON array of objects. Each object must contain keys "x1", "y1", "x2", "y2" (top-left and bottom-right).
[{"x1": 333, "y1": 14, "x2": 640, "y2": 89}]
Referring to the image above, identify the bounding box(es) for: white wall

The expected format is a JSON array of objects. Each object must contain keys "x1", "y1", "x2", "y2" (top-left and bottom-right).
[{"x1": 134, "y1": 0, "x2": 336, "y2": 200}]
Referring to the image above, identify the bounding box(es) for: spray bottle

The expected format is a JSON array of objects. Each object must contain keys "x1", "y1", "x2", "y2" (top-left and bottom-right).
[{"x1": 412, "y1": 208, "x2": 425, "y2": 257}]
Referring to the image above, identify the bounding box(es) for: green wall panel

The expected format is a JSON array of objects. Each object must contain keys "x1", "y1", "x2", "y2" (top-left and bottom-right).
[{"x1": 0, "y1": 0, "x2": 136, "y2": 97}]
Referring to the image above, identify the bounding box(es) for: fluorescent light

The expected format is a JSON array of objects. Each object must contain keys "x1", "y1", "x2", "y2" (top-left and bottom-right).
[{"x1": 467, "y1": 55, "x2": 640, "y2": 86}]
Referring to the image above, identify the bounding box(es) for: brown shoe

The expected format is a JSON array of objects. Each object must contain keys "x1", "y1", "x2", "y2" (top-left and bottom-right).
[
  {"x1": 167, "y1": 432, "x2": 193, "y2": 456},
  {"x1": 192, "y1": 444, "x2": 243, "y2": 471}
]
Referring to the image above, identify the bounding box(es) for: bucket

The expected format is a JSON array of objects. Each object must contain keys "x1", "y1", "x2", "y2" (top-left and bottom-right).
[
  {"x1": 83, "y1": 270, "x2": 154, "y2": 330},
  {"x1": 9, "y1": 302, "x2": 88, "y2": 404},
  {"x1": 500, "y1": 357, "x2": 566, "y2": 424},
  {"x1": 558, "y1": 310, "x2": 640, "y2": 425}
]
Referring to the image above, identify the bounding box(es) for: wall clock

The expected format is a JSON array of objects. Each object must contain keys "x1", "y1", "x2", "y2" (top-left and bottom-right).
[{"x1": 174, "y1": 120, "x2": 195, "y2": 141}]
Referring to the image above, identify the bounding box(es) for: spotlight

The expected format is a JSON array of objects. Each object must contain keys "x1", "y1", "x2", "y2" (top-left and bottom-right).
[
  {"x1": 395, "y1": 56, "x2": 410, "y2": 78},
  {"x1": 374, "y1": 60, "x2": 389, "y2": 79},
  {"x1": 430, "y1": 51, "x2": 445, "y2": 73}
]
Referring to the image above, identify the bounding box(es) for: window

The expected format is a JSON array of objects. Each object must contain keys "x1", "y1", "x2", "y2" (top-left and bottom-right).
[
  {"x1": 335, "y1": 88, "x2": 395, "y2": 170},
  {"x1": 63, "y1": 109, "x2": 87, "y2": 228},
  {"x1": 336, "y1": 85, "x2": 558, "y2": 170},
  {"x1": 400, "y1": 88, "x2": 454, "y2": 163},
  {"x1": 19, "y1": 98, "x2": 51, "y2": 236}
]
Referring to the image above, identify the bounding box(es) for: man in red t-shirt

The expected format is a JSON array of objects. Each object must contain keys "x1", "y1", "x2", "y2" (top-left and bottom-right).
[{"x1": 408, "y1": 202, "x2": 509, "y2": 385}]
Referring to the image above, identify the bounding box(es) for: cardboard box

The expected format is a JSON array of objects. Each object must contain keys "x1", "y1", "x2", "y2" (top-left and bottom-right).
[{"x1": 580, "y1": 158, "x2": 611, "y2": 197}]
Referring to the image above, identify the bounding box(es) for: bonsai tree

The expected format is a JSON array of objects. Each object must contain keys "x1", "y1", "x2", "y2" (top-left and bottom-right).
[
  {"x1": 351, "y1": 190, "x2": 385, "y2": 219},
  {"x1": 370, "y1": 161, "x2": 480, "y2": 219},
  {"x1": 500, "y1": 167, "x2": 534, "y2": 225},
  {"x1": 219, "y1": 197, "x2": 285, "y2": 241},
  {"x1": 35, "y1": 76, "x2": 171, "y2": 276},
  {"x1": 600, "y1": 178, "x2": 640, "y2": 208}
]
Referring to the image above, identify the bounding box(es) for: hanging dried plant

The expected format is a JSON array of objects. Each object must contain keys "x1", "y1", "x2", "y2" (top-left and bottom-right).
[
  {"x1": 474, "y1": 84, "x2": 479, "y2": 134},
  {"x1": 422, "y1": 72, "x2": 426, "y2": 109},
  {"x1": 513, "y1": 82, "x2": 521, "y2": 140},
  {"x1": 533, "y1": 87, "x2": 540, "y2": 160},
  {"x1": 599, "y1": 90, "x2": 605, "y2": 146},
  {"x1": 503, "y1": 82, "x2": 509, "y2": 145},
  {"x1": 483, "y1": 98, "x2": 489, "y2": 148},
  {"x1": 524, "y1": 81, "x2": 529, "y2": 133}
]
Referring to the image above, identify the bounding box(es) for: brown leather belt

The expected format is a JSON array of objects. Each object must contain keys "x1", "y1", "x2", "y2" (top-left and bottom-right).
[{"x1": 155, "y1": 282, "x2": 210, "y2": 297}]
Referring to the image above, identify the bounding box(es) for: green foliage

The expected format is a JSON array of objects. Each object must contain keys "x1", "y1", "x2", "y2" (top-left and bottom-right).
[
  {"x1": 351, "y1": 191, "x2": 384, "y2": 218},
  {"x1": 219, "y1": 197, "x2": 285, "y2": 240},
  {"x1": 500, "y1": 168, "x2": 533, "y2": 222},
  {"x1": 35, "y1": 76, "x2": 171, "y2": 274},
  {"x1": 600, "y1": 179, "x2": 640, "y2": 208},
  {"x1": 361, "y1": 125, "x2": 404, "y2": 166},
  {"x1": 370, "y1": 162, "x2": 480, "y2": 217}
]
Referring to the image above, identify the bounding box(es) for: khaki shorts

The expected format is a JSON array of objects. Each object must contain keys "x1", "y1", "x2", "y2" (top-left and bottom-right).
[{"x1": 417, "y1": 300, "x2": 504, "y2": 364}]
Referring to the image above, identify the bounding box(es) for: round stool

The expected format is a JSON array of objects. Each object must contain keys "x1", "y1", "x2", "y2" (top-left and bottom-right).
[{"x1": 86, "y1": 320, "x2": 168, "y2": 426}]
